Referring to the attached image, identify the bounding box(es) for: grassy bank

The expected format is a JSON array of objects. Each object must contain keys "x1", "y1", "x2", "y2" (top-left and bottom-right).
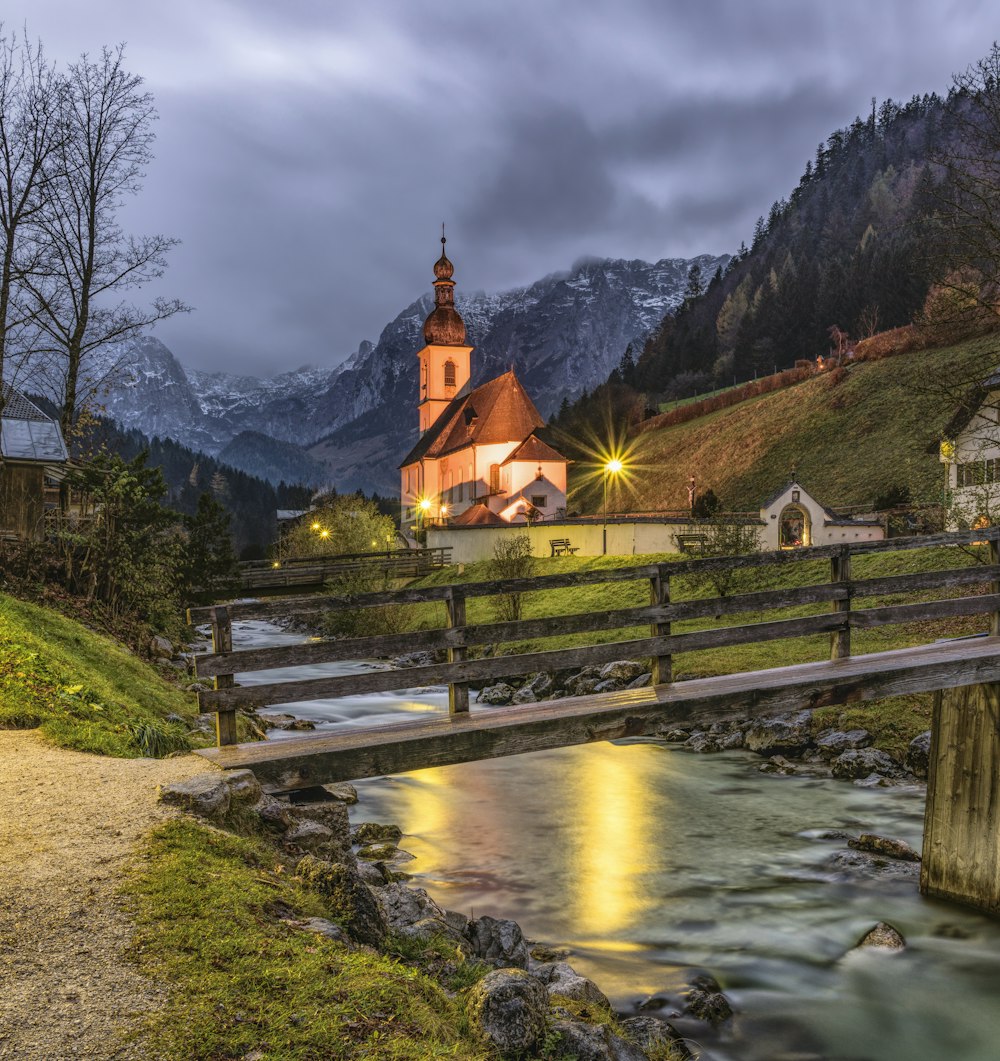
[{"x1": 0, "y1": 592, "x2": 199, "y2": 757}]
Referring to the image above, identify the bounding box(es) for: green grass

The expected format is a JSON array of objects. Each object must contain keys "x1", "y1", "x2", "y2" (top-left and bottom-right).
[
  {"x1": 127, "y1": 819, "x2": 493, "y2": 1060},
  {"x1": 0, "y1": 592, "x2": 199, "y2": 757},
  {"x1": 573, "y1": 336, "x2": 999, "y2": 514}
]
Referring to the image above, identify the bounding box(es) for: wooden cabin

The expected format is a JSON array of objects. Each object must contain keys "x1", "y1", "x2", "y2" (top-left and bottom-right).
[{"x1": 0, "y1": 385, "x2": 69, "y2": 541}]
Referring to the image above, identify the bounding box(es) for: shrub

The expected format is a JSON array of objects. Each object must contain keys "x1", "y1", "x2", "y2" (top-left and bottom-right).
[{"x1": 487, "y1": 535, "x2": 534, "y2": 623}]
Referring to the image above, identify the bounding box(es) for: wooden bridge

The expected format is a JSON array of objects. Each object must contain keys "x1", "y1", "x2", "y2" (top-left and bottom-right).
[
  {"x1": 237, "y1": 546, "x2": 451, "y2": 592},
  {"x1": 189, "y1": 528, "x2": 1000, "y2": 915}
]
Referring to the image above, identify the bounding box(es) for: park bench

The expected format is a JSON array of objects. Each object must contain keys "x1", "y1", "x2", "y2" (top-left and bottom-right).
[
  {"x1": 549, "y1": 538, "x2": 579, "y2": 556},
  {"x1": 674, "y1": 532, "x2": 708, "y2": 553}
]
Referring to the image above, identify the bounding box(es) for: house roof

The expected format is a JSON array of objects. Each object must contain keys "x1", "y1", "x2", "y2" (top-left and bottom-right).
[
  {"x1": 400, "y1": 370, "x2": 546, "y2": 467},
  {"x1": 1, "y1": 384, "x2": 68, "y2": 464},
  {"x1": 759, "y1": 479, "x2": 801, "y2": 510},
  {"x1": 450, "y1": 502, "x2": 506, "y2": 526},
  {"x1": 500, "y1": 433, "x2": 567, "y2": 466}
]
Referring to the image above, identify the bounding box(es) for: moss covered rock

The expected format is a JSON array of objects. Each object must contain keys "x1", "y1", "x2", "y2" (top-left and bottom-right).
[{"x1": 295, "y1": 855, "x2": 387, "y2": 947}]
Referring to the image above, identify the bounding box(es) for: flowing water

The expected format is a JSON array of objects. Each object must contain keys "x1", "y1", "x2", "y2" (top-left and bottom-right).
[{"x1": 232, "y1": 620, "x2": 1000, "y2": 1060}]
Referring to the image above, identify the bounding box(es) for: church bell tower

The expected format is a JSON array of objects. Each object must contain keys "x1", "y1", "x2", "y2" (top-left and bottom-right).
[{"x1": 417, "y1": 231, "x2": 473, "y2": 434}]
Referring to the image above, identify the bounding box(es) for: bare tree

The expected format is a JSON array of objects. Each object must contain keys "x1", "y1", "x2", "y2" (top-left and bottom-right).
[
  {"x1": 0, "y1": 27, "x2": 61, "y2": 414},
  {"x1": 25, "y1": 45, "x2": 186, "y2": 437}
]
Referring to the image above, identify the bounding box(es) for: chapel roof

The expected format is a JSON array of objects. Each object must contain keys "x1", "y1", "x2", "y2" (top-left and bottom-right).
[
  {"x1": 450, "y1": 502, "x2": 506, "y2": 527},
  {"x1": 400, "y1": 370, "x2": 547, "y2": 467},
  {"x1": 500, "y1": 433, "x2": 567, "y2": 466}
]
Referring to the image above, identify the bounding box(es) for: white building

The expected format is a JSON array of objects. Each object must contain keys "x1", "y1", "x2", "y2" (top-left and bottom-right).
[{"x1": 759, "y1": 480, "x2": 884, "y2": 550}]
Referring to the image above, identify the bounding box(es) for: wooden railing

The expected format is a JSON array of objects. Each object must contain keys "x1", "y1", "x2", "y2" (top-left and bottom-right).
[
  {"x1": 238, "y1": 547, "x2": 451, "y2": 591},
  {"x1": 187, "y1": 528, "x2": 1000, "y2": 747}
]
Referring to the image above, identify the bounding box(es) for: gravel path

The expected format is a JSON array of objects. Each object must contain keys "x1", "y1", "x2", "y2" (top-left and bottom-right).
[{"x1": 0, "y1": 731, "x2": 211, "y2": 1060}]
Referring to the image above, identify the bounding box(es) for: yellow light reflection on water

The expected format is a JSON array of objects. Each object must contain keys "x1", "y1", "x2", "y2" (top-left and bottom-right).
[{"x1": 569, "y1": 744, "x2": 666, "y2": 936}]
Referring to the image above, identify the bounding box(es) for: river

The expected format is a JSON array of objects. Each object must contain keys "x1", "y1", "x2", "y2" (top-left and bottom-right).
[{"x1": 231, "y1": 619, "x2": 1000, "y2": 1060}]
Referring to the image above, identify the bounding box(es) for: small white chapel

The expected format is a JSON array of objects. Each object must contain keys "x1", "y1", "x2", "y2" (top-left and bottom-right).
[{"x1": 399, "y1": 237, "x2": 569, "y2": 529}]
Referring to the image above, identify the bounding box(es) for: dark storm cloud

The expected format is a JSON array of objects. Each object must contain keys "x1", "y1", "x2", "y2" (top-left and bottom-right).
[{"x1": 14, "y1": 0, "x2": 1000, "y2": 375}]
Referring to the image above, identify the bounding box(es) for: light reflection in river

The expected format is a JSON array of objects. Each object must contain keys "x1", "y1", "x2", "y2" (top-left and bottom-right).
[{"x1": 229, "y1": 619, "x2": 1000, "y2": 1061}]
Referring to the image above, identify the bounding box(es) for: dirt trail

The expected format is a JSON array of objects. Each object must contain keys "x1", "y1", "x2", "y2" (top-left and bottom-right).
[{"x1": 0, "y1": 731, "x2": 210, "y2": 1060}]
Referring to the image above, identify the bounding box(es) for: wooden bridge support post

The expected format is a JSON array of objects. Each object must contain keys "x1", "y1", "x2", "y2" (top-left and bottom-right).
[
  {"x1": 990, "y1": 538, "x2": 1000, "y2": 637},
  {"x1": 830, "y1": 546, "x2": 851, "y2": 660},
  {"x1": 650, "y1": 567, "x2": 671, "y2": 685},
  {"x1": 210, "y1": 606, "x2": 239, "y2": 746},
  {"x1": 446, "y1": 590, "x2": 469, "y2": 714},
  {"x1": 921, "y1": 682, "x2": 1000, "y2": 914}
]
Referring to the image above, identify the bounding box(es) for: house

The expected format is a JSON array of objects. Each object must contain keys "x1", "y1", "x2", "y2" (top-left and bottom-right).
[
  {"x1": 759, "y1": 479, "x2": 884, "y2": 550},
  {"x1": 0, "y1": 385, "x2": 69, "y2": 540},
  {"x1": 399, "y1": 237, "x2": 569, "y2": 529},
  {"x1": 939, "y1": 368, "x2": 1000, "y2": 527}
]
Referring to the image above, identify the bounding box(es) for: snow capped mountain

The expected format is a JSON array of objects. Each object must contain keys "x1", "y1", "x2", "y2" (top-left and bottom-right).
[{"x1": 88, "y1": 254, "x2": 727, "y2": 491}]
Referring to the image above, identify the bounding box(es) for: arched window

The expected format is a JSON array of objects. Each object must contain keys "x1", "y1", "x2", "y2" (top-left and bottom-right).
[
  {"x1": 779, "y1": 504, "x2": 810, "y2": 548},
  {"x1": 444, "y1": 360, "x2": 456, "y2": 388},
  {"x1": 489, "y1": 463, "x2": 500, "y2": 494}
]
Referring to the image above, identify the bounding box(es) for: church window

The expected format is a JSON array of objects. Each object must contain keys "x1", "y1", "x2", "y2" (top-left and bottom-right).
[
  {"x1": 489, "y1": 463, "x2": 500, "y2": 494},
  {"x1": 531, "y1": 494, "x2": 547, "y2": 509},
  {"x1": 421, "y1": 361, "x2": 428, "y2": 396},
  {"x1": 444, "y1": 360, "x2": 457, "y2": 388}
]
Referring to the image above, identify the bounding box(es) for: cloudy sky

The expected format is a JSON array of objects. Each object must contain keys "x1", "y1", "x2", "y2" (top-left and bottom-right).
[{"x1": 13, "y1": 1, "x2": 998, "y2": 376}]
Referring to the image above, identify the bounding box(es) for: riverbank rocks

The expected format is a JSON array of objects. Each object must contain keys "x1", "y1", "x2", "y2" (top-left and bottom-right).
[
  {"x1": 759, "y1": 754, "x2": 798, "y2": 775},
  {"x1": 543, "y1": 962, "x2": 611, "y2": 1009},
  {"x1": 619, "y1": 1016, "x2": 694, "y2": 1060},
  {"x1": 830, "y1": 748, "x2": 899, "y2": 780},
  {"x1": 906, "y1": 730, "x2": 932, "y2": 778},
  {"x1": 150, "y1": 634, "x2": 173, "y2": 659},
  {"x1": 352, "y1": 821, "x2": 402, "y2": 844},
  {"x1": 467, "y1": 969, "x2": 548, "y2": 1055},
  {"x1": 854, "y1": 921, "x2": 906, "y2": 951},
  {"x1": 295, "y1": 855, "x2": 387, "y2": 947},
  {"x1": 322, "y1": 782, "x2": 359, "y2": 804},
  {"x1": 848, "y1": 833, "x2": 921, "y2": 862},
  {"x1": 374, "y1": 882, "x2": 467, "y2": 944},
  {"x1": 467, "y1": 914, "x2": 530, "y2": 968},
  {"x1": 263, "y1": 713, "x2": 316, "y2": 731},
  {"x1": 548, "y1": 1019, "x2": 647, "y2": 1060},
  {"x1": 600, "y1": 660, "x2": 647, "y2": 684},
  {"x1": 158, "y1": 770, "x2": 263, "y2": 820},
  {"x1": 683, "y1": 974, "x2": 733, "y2": 1024},
  {"x1": 815, "y1": 728, "x2": 873, "y2": 758},
  {"x1": 826, "y1": 849, "x2": 921, "y2": 881},
  {"x1": 478, "y1": 682, "x2": 515, "y2": 705},
  {"x1": 744, "y1": 711, "x2": 813, "y2": 756}
]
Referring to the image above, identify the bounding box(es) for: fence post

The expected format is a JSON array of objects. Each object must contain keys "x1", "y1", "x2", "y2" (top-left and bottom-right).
[
  {"x1": 210, "y1": 605, "x2": 239, "y2": 746},
  {"x1": 649, "y1": 566, "x2": 672, "y2": 685},
  {"x1": 446, "y1": 589, "x2": 469, "y2": 713},
  {"x1": 830, "y1": 546, "x2": 852, "y2": 660},
  {"x1": 990, "y1": 534, "x2": 1000, "y2": 638}
]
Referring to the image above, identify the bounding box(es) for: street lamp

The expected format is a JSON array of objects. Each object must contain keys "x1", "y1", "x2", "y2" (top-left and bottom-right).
[{"x1": 603, "y1": 458, "x2": 623, "y2": 554}]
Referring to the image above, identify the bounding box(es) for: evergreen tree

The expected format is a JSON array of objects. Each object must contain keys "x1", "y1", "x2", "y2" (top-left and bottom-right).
[{"x1": 181, "y1": 492, "x2": 239, "y2": 604}]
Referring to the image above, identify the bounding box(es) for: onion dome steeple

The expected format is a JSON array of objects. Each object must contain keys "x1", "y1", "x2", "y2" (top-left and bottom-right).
[{"x1": 423, "y1": 226, "x2": 466, "y2": 345}]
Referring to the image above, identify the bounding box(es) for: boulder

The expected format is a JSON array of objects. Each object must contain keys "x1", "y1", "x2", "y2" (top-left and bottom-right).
[
  {"x1": 593, "y1": 678, "x2": 624, "y2": 694},
  {"x1": 660, "y1": 729, "x2": 690, "y2": 743},
  {"x1": 744, "y1": 711, "x2": 813, "y2": 756},
  {"x1": 600, "y1": 660, "x2": 646, "y2": 683},
  {"x1": 323, "y1": 782, "x2": 359, "y2": 804},
  {"x1": 848, "y1": 833, "x2": 921, "y2": 862},
  {"x1": 299, "y1": 917, "x2": 350, "y2": 944},
  {"x1": 294, "y1": 855, "x2": 387, "y2": 947},
  {"x1": 627, "y1": 672, "x2": 653, "y2": 689},
  {"x1": 375, "y1": 883, "x2": 444, "y2": 932},
  {"x1": 546, "y1": 962, "x2": 611, "y2": 1009},
  {"x1": 290, "y1": 800, "x2": 351, "y2": 855},
  {"x1": 355, "y1": 860, "x2": 392, "y2": 886},
  {"x1": 357, "y1": 843, "x2": 398, "y2": 861},
  {"x1": 512, "y1": 686, "x2": 538, "y2": 704},
  {"x1": 618, "y1": 1016, "x2": 693, "y2": 1060},
  {"x1": 285, "y1": 820, "x2": 337, "y2": 853},
  {"x1": 150, "y1": 634, "x2": 173, "y2": 659},
  {"x1": 569, "y1": 677, "x2": 601, "y2": 697},
  {"x1": 906, "y1": 730, "x2": 932, "y2": 779},
  {"x1": 223, "y1": 769, "x2": 262, "y2": 806},
  {"x1": 685, "y1": 732, "x2": 720, "y2": 753},
  {"x1": 466, "y1": 915, "x2": 530, "y2": 969},
  {"x1": 831, "y1": 748, "x2": 899, "y2": 780},
  {"x1": 158, "y1": 774, "x2": 230, "y2": 820},
  {"x1": 547, "y1": 1020, "x2": 647, "y2": 1060},
  {"x1": 826, "y1": 850, "x2": 920, "y2": 881},
  {"x1": 524, "y1": 672, "x2": 554, "y2": 698},
  {"x1": 466, "y1": 969, "x2": 548, "y2": 1055},
  {"x1": 759, "y1": 754, "x2": 797, "y2": 775},
  {"x1": 684, "y1": 977, "x2": 733, "y2": 1024},
  {"x1": 253, "y1": 794, "x2": 294, "y2": 831},
  {"x1": 478, "y1": 683, "x2": 515, "y2": 706},
  {"x1": 815, "y1": 729, "x2": 873, "y2": 759},
  {"x1": 352, "y1": 821, "x2": 402, "y2": 844},
  {"x1": 854, "y1": 921, "x2": 906, "y2": 951}
]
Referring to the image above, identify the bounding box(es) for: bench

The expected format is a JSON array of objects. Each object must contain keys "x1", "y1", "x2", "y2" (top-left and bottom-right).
[
  {"x1": 674, "y1": 532, "x2": 708, "y2": 553},
  {"x1": 549, "y1": 538, "x2": 579, "y2": 557}
]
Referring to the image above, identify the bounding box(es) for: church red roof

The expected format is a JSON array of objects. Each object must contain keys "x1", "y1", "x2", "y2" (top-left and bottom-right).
[
  {"x1": 450, "y1": 503, "x2": 506, "y2": 526},
  {"x1": 400, "y1": 370, "x2": 547, "y2": 467},
  {"x1": 500, "y1": 433, "x2": 567, "y2": 465}
]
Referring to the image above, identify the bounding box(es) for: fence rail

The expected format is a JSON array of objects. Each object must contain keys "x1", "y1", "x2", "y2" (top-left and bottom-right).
[
  {"x1": 188, "y1": 527, "x2": 1000, "y2": 747},
  {"x1": 237, "y1": 546, "x2": 451, "y2": 591}
]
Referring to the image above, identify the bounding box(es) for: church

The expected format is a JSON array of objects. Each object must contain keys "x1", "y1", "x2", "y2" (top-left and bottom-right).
[{"x1": 399, "y1": 237, "x2": 569, "y2": 530}]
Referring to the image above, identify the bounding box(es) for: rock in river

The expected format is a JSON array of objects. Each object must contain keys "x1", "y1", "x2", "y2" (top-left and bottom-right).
[
  {"x1": 854, "y1": 921, "x2": 906, "y2": 951},
  {"x1": 848, "y1": 833, "x2": 921, "y2": 862},
  {"x1": 467, "y1": 969, "x2": 548, "y2": 1055}
]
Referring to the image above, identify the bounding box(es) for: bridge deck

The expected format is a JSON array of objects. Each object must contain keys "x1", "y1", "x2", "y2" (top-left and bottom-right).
[{"x1": 195, "y1": 636, "x2": 1000, "y2": 792}]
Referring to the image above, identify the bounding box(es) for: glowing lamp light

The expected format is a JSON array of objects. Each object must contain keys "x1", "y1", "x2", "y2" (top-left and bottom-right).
[
  {"x1": 271, "y1": 561, "x2": 280, "y2": 569},
  {"x1": 419, "y1": 498, "x2": 432, "y2": 511},
  {"x1": 440, "y1": 504, "x2": 449, "y2": 516},
  {"x1": 311, "y1": 521, "x2": 321, "y2": 531},
  {"x1": 320, "y1": 529, "x2": 330, "y2": 539},
  {"x1": 605, "y1": 458, "x2": 624, "y2": 475}
]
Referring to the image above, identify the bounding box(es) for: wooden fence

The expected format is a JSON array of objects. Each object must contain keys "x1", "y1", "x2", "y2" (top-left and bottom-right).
[
  {"x1": 238, "y1": 546, "x2": 451, "y2": 591},
  {"x1": 187, "y1": 528, "x2": 1000, "y2": 747}
]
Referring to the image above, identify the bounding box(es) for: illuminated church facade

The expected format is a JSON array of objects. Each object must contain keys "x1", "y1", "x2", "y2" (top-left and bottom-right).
[{"x1": 399, "y1": 238, "x2": 569, "y2": 530}]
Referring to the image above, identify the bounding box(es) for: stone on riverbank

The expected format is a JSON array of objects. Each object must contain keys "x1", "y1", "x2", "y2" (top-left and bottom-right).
[
  {"x1": 544, "y1": 962, "x2": 611, "y2": 1009},
  {"x1": 683, "y1": 974, "x2": 733, "y2": 1024},
  {"x1": 322, "y1": 782, "x2": 359, "y2": 804},
  {"x1": 295, "y1": 855, "x2": 387, "y2": 947},
  {"x1": 352, "y1": 821, "x2": 402, "y2": 844},
  {"x1": 478, "y1": 682, "x2": 515, "y2": 705},
  {"x1": 815, "y1": 728, "x2": 873, "y2": 758},
  {"x1": 759, "y1": 754, "x2": 798, "y2": 775},
  {"x1": 548, "y1": 1019, "x2": 648, "y2": 1060},
  {"x1": 466, "y1": 914, "x2": 530, "y2": 968},
  {"x1": 906, "y1": 730, "x2": 932, "y2": 779},
  {"x1": 830, "y1": 748, "x2": 900, "y2": 780},
  {"x1": 467, "y1": 969, "x2": 548, "y2": 1055},
  {"x1": 855, "y1": 921, "x2": 906, "y2": 951},
  {"x1": 600, "y1": 660, "x2": 646, "y2": 683},
  {"x1": 619, "y1": 1016, "x2": 693, "y2": 1059},
  {"x1": 158, "y1": 773, "x2": 230, "y2": 820},
  {"x1": 744, "y1": 711, "x2": 813, "y2": 756}
]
